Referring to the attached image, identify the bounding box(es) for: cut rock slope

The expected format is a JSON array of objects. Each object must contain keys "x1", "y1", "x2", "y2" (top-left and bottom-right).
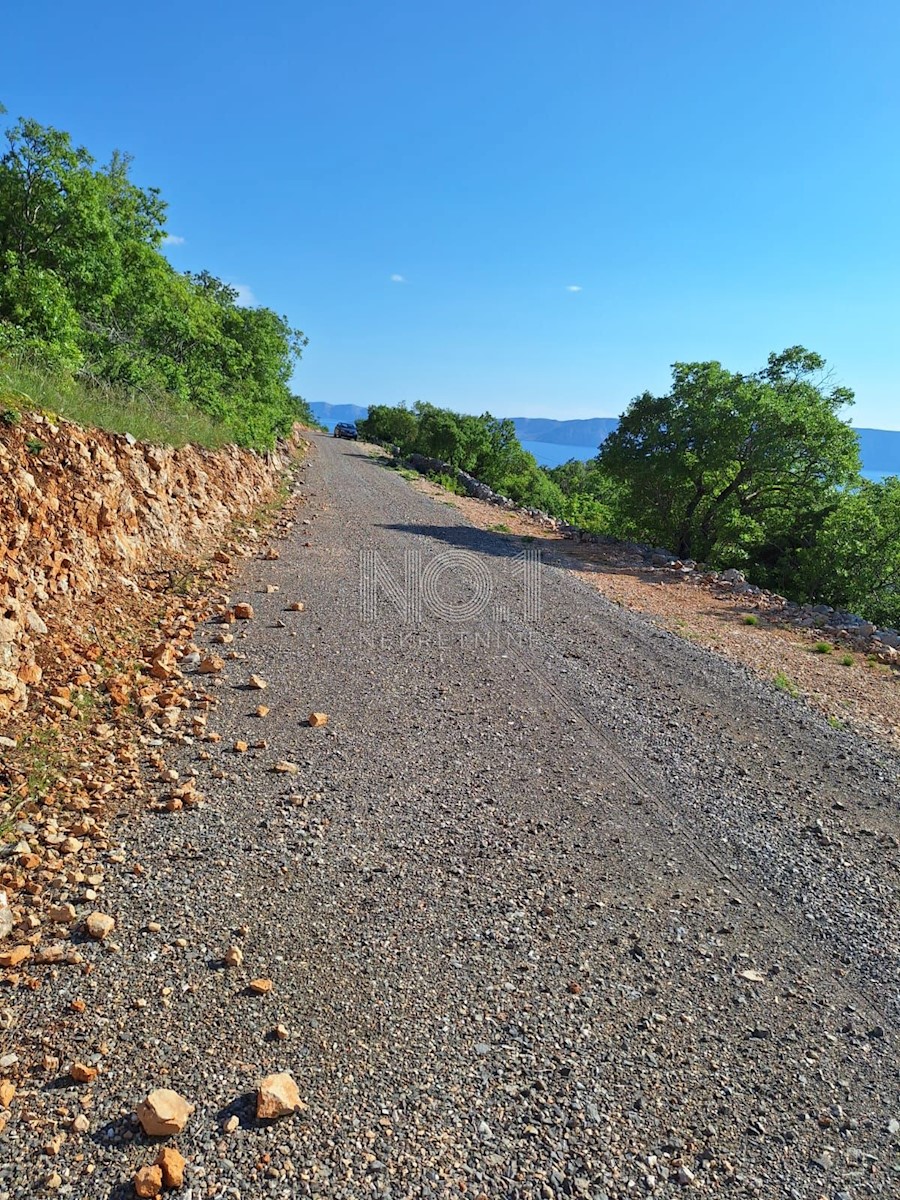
[{"x1": 0, "y1": 411, "x2": 298, "y2": 716}]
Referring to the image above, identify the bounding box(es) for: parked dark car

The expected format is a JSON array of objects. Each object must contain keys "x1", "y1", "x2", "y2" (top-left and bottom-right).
[{"x1": 333, "y1": 422, "x2": 358, "y2": 440}]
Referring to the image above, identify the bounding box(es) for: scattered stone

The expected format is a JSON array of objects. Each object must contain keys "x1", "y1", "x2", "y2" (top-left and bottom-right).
[
  {"x1": 249, "y1": 978, "x2": 274, "y2": 994},
  {"x1": 149, "y1": 645, "x2": 179, "y2": 681},
  {"x1": 233, "y1": 603, "x2": 254, "y2": 620},
  {"x1": 197, "y1": 655, "x2": 225, "y2": 674},
  {"x1": 273, "y1": 760, "x2": 299, "y2": 774},
  {"x1": 224, "y1": 1114, "x2": 239, "y2": 1133},
  {"x1": 738, "y1": 968, "x2": 767, "y2": 983},
  {"x1": 0, "y1": 892, "x2": 12, "y2": 940},
  {"x1": 133, "y1": 1163, "x2": 163, "y2": 1198},
  {"x1": 248, "y1": 675, "x2": 268, "y2": 690},
  {"x1": 0, "y1": 1081, "x2": 15, "y2": 1108},
  {"x1": 0, "y1": 944, "x2": 31, "y2": 968},
  {"x1": 85, "y1": 912, "x2": 116, "y2": 940},
  {"x1": 48, "y1": 903, "x2": 77, "y2": 924},
  {"x1": 273, "y1": 1023, "x2": 289, "y2": 1040},
  {"x1": 71, "y1": 1113, "x2": 90, "y2": 1133},
  {"x1": 156, "y1": 1146, "x2": 186, "y2": 1189},
  {"x1": 286, "y1": 601, "x2": 305, "y2": 612},
  {"x1": 135, "y1": 1088, "x2": 194, "y2": 1136},
  {"x1": 255, "y1": 705, "x2": 270, "y2": 718},
  {"x1": 70, "y1": 1062, "x2": 99, "y2": 1084},
  {"x1": 224, "y1": 945, "x2": 244, "y2": 968},
  {"x1": 256, "y1": 1072, "x2": 306, "y2": 1119},
  {"x1": 308, "y1": 712, "x2": 329, "y2": 727},
  {"x1": 233, "y1": 740, "x2": 249, "y2": 753}
]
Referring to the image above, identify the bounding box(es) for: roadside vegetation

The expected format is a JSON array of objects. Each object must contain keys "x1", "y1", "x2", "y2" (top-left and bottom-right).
[
  {"x1": 360, "y1": 401, "x2": 566, "y2": 512},
  {"x1": 0, "y1": 107, "x2": 314, "y2": 449}
]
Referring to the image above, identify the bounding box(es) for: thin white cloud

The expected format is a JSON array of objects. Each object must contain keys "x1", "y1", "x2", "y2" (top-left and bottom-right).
[
  {"x1": 390, "y1": 273, "x2": 406, "y2": 283},
  {"x1": 231, "y1": 283, "x2": 257, "y2": 306},
  {"x1": 566, "y1": 284, "x2": 583, "y2": 292},
  {"x1": 162, "y1": 234, "x2": 185, "y2": 246}
]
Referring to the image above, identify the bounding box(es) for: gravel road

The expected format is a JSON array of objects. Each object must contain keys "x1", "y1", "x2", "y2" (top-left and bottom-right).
[{"x1": 9, "y1": 435, "x2": 900, "y2": 1199}]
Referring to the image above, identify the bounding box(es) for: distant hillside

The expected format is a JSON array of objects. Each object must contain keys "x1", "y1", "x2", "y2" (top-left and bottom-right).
[
  {"x1": 309, "y1": 403, "x2": 617, "y2": 446},
  {"x1": 854, "y1": 428, "x2": 900, "y2": 474},
  {"x1": 309, "y1": 403, "x2": 900, "y2": 476}
]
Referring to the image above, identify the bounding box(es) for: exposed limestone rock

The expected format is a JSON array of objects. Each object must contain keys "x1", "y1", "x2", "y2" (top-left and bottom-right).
[
  {"x1": 0, "y1": 414, "x2": 302, "y2": 716},
  {"x1": 135, "y1": 1088, "x2": 194, "y2": 1136},
  {"x1": 156, "y1": 1147, "x2": 186, "y2": 1188},
  {"x1": 256, "y1": 1072, "x2": 306, "y2": 1119}
]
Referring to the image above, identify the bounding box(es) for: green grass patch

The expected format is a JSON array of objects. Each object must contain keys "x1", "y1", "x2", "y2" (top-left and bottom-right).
[
  {"x1": 428, "y1": 470, "x2": 466, "y2": 496},
  {"x1": 1, "y1": 361, "x2": 232, "y2": 450},
  {"x1": 742, "y1": 614, "x2": 761, "y2": 626},
  {"x1": 840, "y1": 654, "x2": 854, "y2": 667},
  {"x1": 812, "y1": 641, "x2": 833, "y2": 654},
  {"x1": 488, "y1": 523, "x2": 512, "y2": 533},
  {"x1": 774, "y1": 671, "x2": 801, "y2": 698}
]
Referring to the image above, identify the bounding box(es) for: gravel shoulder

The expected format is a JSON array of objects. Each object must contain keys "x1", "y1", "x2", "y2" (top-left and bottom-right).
[{"x1": 5, "y1": 434, "x2": 900, "y2": 1199}]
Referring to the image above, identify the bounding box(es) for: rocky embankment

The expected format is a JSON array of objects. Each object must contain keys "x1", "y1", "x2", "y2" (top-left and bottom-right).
[{"x1": 0, "y1": 411, "x2": 301, "y2": 717}]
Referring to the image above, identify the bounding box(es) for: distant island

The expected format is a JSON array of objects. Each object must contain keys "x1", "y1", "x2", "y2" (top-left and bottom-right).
[{"x1": 308, "y1": 402, "x2": 900, "y2": 478}]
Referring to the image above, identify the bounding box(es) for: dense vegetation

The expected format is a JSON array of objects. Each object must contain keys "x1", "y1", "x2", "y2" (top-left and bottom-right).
[
  {"x1": 365, "y1": 350, "x2": 900, "y2": 627},
  {"x1": 359, "y1": 402, "x2": 566, "y2": 512},
  {"x1": 548, "y1": 348, "x2": 900, "y2": 627},
  {"x1": 0, "y1": 108, "x2": 312, "y2": 449}
]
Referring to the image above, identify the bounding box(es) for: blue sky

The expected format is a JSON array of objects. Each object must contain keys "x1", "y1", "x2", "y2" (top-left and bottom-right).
[{"x1": 5, "y1": 0, "x2": 900, "y2": 428}]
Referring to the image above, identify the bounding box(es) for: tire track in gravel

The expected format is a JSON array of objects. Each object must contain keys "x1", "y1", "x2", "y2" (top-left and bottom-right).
[{"x1": 506, "y1": 642, "x2": 897, "y2": 1034}]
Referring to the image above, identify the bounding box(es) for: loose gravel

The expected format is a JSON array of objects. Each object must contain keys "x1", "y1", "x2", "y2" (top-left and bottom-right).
[{"x1": 5, "y1": 435, "x2": 900, "y2": 1199}]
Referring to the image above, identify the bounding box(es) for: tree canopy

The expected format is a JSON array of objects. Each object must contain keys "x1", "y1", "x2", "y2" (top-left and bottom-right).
[
  {"x1": 798, "y1": 475, "x2": 900, "y2": 627},
  {"x1": 597, "y1": 348, "x2": 860, "y2": 563},
  {"x1": 359, "y1": 401, "x2": 565, "y2": 512},
  {"x1": 0, "y1": 113, "x2": 310, "y2": 448}
]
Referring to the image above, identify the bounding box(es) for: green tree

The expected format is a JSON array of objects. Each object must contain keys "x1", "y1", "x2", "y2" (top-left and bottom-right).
[
  {"x1": 0, "y1": 112, "x2": 307, "y2": 449},
  {"x1": 358, "y1": 403, "x2": 419, "y2": 449},
  {"x1": 599, "y1": 348, "x2": 860, "y2": 562},
  {"x1": 798, "y1": 477, "x2": 900, "y2": 627},
  {"x1": 358, "y1": 399, "x2": 566, "y2": 512}
]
